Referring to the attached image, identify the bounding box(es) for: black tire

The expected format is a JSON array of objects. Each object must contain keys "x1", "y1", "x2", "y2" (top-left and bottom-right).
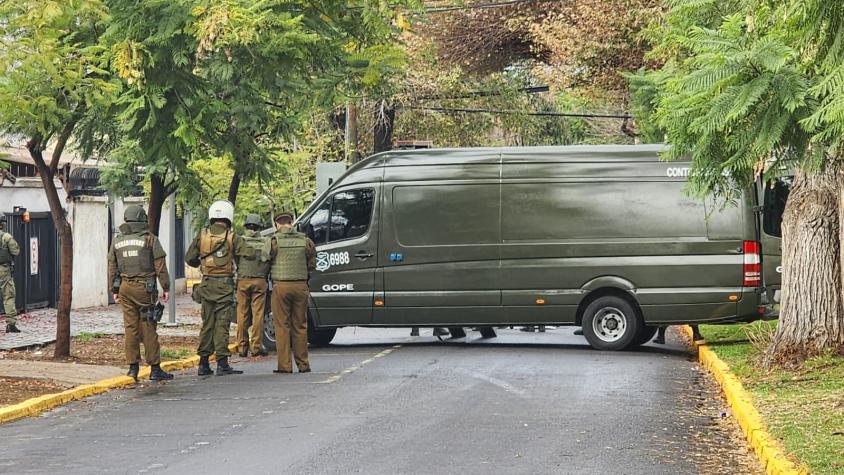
[
  {"x1": 581, "y1": 295, "x2": 641, "y2": 351},
  {"x1": 308, "y1": 326, "x2": 337, "y2": 347},
  {"x1": 633, "y1": 325, "x2": 658, "y2": 347}
]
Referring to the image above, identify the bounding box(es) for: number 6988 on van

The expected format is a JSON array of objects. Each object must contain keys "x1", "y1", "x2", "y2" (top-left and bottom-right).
[{"x1": 264, "y1": 144, "x2": 784, "y2": 351}]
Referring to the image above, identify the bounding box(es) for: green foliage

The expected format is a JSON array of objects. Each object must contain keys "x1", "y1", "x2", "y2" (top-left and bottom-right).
[
  {"x1": 627, "y1": 0, "x2": 844, "y2": 200},
  {"x1": 0, "y1": 0, "x2": 118, "y2": 153}
]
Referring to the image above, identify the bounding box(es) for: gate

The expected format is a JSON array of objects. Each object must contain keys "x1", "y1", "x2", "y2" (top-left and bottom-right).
[
  {"x1": 7, "y1": 211, "x2": 59, "y2": 312},
  {"x1": 174, "y1": 216, "x2": 185, "y2": 279}
]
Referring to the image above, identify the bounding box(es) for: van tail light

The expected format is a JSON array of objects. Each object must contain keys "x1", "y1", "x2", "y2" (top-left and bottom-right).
[{"x1": 743, "y1": 241, "x2": 761, "y2": 287}]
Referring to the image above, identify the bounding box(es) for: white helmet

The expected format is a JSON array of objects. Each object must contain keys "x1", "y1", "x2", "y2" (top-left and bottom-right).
[{"x1": 208, "y1": 200, "x2": 234, "y2": 224}]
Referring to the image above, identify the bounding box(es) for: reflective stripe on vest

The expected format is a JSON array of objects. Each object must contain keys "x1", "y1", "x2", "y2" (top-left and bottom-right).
[
  {"x1": 114, "y1": 233, "x2": 155, "y2": 276},
  {"x1": 271, "y1": 232, "x2": 308, "y2": 281},
  {"x1": 238, "y1": 234, "x2": 269, "y2": 278},
  {"x1": 199, "y1": 228, "x2": 234, "y2": 276},
  {"x1": 0, "y1": 233, "x2": 12, "y2": 265}
]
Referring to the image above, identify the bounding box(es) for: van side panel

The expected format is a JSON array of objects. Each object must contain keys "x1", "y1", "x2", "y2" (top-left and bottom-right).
[
  {"x1": 379, "y1": 162, "x2": 503, "y2": 325},
  {"x1": 499, "y1": 161, "x2": 745, "y2": 325}
]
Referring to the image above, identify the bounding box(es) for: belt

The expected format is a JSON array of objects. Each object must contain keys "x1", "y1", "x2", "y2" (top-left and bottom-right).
[
  {"x1": 238, "y1": 275, "x2": 267, "y2": 280},
  {"x1": 124, "y1": 277, "x2": 154, "y2": 283},
  {"x1": 204, "y1": 275, "x2": 234, "y2": 280}
]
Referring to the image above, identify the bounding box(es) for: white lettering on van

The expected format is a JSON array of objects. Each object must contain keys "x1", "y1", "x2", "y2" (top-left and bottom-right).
[
  {"x1": 776, "y1": 266, "x2": 782, "y2": 274},
  {"x1": 322, "y1": 283, "x2": 355, "y2": 292},
  {"x1": 666, "y1": 167, "x2": 691, "y2": 178}
]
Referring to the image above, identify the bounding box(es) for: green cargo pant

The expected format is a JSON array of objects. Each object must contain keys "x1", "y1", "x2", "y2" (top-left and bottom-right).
[
  {"x1": 119, "y1": 280, "x2": 161, "y2": 366},
  {"x1": 0, "y1": 265, "x2": 16, "y2": 325},
  {"x1": 197, "y1": 277, "x2": 234, "y2": 358}
]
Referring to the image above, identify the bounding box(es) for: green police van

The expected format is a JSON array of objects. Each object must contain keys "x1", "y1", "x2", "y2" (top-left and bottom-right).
[{"x1": 263, "y1": 144, "x2": 785, "y2": 351}]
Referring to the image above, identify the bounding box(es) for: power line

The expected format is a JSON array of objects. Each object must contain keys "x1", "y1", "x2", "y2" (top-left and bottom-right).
[
  {"x1": 416, "y1": 85, "x2": 550, "y2": 100},
  {"x1": 422, "y1": 0, "x2": 559, "y2": 14},
  {"x1": 402, "y1": 105, "x2": 632, "y2": 119}
]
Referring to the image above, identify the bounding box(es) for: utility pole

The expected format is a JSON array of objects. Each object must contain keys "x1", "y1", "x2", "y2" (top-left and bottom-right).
[{"x1": 167, "y1": 192, "x2": 176, "y2": 325}]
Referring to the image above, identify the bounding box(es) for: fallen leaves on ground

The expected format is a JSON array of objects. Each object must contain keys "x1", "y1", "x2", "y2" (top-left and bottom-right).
[
  {"x1": 1, "y1": 335, "x2": 200, "y2": 367},
  {"x1": 0, "y1": 376, "x2": 68, "y2": 408}
]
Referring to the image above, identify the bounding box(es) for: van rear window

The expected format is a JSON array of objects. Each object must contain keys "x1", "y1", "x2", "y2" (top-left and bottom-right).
[{"x1": 763, "y1": 178, "x2": 791, "y2": 238}]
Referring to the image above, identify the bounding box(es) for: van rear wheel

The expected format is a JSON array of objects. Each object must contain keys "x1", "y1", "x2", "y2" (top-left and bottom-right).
[{"x1": 582, "y1": 296, "x2": 641, "y2": 351}]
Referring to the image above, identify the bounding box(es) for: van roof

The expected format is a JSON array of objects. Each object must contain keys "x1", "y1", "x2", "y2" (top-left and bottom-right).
[{"x1": 354, "y1": 144, "x2": 670, "y2": 170}]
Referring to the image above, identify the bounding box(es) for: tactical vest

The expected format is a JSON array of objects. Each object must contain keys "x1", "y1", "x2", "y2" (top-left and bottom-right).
[
  {"x1": 114, "y1": 232, "x2": 155, "y2": 276},
  {"x1": 271, "y1": 232, "x2": 308, "y2": 281},
  {"x1": 238, "y1": 234, "x2": 269, "y2": 278},
  {"x1": 199, "y1": 227, "x2": 235, "y2": 277},
  {"x1": 0, "y1": 233, "x2": 13, "y2": 265}
]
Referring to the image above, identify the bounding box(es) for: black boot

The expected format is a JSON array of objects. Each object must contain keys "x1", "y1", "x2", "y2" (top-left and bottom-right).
[
  {"x1": 198, "y1": 356, "x2": 213, "y2": 376},
  {"x1": 127, "y1": 363, "x2": 139, "y2": 381},
  {"x1": 150, "y1": 365, "x2": 174, "y2": 381},
  {"x1": 5, "y1": 323, "x2": 20, "y2": 333},
  {"x1": 653, "y1": 326, "x2": 667, "y2": 345},
  {"x1": 239, "y1": 348, "x2": 249, "y2": 358},
  {"x1": 691, "y1": 325, "x2": 704, "y2": 341},
  {"x1": 215, "y1": 356, "x2": 243, "y2": 376}
]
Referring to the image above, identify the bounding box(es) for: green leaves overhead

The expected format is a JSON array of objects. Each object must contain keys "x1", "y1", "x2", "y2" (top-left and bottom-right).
[{"x1": 628, "y1": 0, "x2": 844, "y2": 199}]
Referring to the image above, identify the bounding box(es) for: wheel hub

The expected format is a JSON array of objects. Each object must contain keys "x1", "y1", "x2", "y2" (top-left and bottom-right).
[{"x1": 592, "y1": 307, "x2": 627, "y2": 343}]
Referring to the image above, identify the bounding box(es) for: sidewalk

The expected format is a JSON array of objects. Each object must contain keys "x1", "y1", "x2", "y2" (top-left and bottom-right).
[
  {"x1": 0, "y1": 360, "x2": 124, "y2": 386},
  {"x1": 0, "y1": 294, "x2": 202, "y2": 350}
]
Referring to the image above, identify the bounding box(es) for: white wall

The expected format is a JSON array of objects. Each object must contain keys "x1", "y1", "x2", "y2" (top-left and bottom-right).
[
  {"x1": 0, "y1": 177, "x2": 67, "y2": 213},
  {"x1": 69, "y1": 195, "x2": 109, "y2": 309}
]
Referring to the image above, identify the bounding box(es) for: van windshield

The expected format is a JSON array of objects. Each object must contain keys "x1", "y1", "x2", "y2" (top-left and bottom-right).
[{"x1": 763, "y1": 177, "x2": 791, "y2": 238}]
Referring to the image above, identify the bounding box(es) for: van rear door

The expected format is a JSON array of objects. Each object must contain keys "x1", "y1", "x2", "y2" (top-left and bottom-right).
[{"x1": 759, "y1": 177, "x2": 789, "y2": 308}]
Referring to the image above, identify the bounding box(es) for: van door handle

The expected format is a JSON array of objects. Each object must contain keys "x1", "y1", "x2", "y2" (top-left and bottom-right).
[{"x1": 355, "y1": 251, "x2": 374, "y2": 259}]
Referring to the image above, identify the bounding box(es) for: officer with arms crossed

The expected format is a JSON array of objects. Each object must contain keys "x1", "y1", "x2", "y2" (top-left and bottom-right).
[
  {"x1": 263, "y1": 212, "x2": 316, "y2": 374},
  {"x1": 186, "y1": 200, "x2": 252, "y2": 376},
  {"x1": 0, "y1": 212, "x2": 21, "y2": 333},
  {"x1": 107, "y1": 205, "x2": 173, "y2": 381},
  {"x1": 235, "y1": 214, "x2": 270, "y2": 357}
]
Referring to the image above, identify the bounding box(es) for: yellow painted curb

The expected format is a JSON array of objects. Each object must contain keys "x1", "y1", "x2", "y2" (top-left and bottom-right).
[
  {"x1": 684, "y1": 326, "x2": 807, "y2": 475},
  {"x1": 0, "y1": 343, "x2": 238, "y2": 425}
]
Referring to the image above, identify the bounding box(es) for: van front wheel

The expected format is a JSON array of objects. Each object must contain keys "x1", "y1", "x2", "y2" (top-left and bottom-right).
[{"x1": 582, "y1": 296, "x2": 641, "y2": 351}]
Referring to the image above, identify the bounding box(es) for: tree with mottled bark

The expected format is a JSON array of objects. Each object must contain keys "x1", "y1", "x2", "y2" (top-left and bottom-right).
[
  {"x1": 630, "y1": 0, "x2": 844, "y2": 366},
  {"x1": 0, "y1": 0, "x2": 118, "y2": 357}
]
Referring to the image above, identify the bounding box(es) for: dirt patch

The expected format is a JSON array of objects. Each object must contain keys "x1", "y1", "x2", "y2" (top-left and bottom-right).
[
  {"x1": 1, "y1": 335, "x2": 200, "y2": 367},
  {"x1": 0, "y1": 376, "x2": 68, "y2": 408}
]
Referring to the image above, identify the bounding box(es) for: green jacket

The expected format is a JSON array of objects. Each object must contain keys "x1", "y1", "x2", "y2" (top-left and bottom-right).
[{"x1": 0, "y1": 231, "x2": 20, "y2": 265}]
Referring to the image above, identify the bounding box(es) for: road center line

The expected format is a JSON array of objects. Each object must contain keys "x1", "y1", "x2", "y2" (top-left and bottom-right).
[{"x1": 318, "y1": 345, "x2": 402, "y2": 384}]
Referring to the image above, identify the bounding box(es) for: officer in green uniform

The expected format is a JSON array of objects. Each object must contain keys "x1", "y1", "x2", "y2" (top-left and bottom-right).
[
  {"x1": 235, "y1": 214, "x2": 270, "y2": 357},
  {"x1": 107, "y1": 205, "x2": 173, "y2": 381},
  {"x1": 185, "y1": 200, "x2": 253, "y2": 376},
  {"x1": 0, "y1": 211, "x2": 21, "y2": 333},
  {"x1": 263, "y1": 212, "x2": 316, "y2": 374}
]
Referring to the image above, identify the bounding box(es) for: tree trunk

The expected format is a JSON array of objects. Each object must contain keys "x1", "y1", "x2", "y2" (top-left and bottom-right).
[
  {"x1": 346, "y1": 101, "x2": 359, "y2": 162},
  {"x1": 374, "y1": 105, "x2": 395, "y2": 154},
  {"x1": 765, "y1": 164, "x2": 844, "y2": 366},
  {"x1": 147, "y1": 173, "x2": 167, "y2": 235},
  {"x1": 27, "y1": 145, "x2": 73, "y2": 358},
  {"x1": 228, "y1": 171, "x2": 241, "y2": 205}
]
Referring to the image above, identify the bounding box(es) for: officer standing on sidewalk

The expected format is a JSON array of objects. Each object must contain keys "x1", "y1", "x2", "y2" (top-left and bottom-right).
[
  {"x1": 107, "y1": 205, "x2": 173, "y2": 381},
  {"x1": 235, "y1": 214, "x2": 270, "y2": 358},
  {"x1": 0, "y1": 212, "x2": 21, "y2": 333},
  {"x1": 262, "y1": 212, "x2": 316, "y2": 374},
  {"x1": 185, "y1": 200, "x2": 252, "y2": 376}
]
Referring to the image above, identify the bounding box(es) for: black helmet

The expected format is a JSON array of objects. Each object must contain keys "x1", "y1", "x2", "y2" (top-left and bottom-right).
[
  {"x1": 244, "y1": 214, "x2": 263, "y2": 229},
  {"x1": 124, "y1": 205, "x2": 148, "y2": 223}
]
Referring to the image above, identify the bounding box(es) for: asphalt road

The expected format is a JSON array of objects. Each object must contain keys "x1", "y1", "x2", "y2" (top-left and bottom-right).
[{"x1": 0, "y1": 327, "x2": 759, "y2": 475}]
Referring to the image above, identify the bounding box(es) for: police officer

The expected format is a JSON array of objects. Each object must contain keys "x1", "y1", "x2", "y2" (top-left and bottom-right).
[
  {"x1": 0, "y1": 211, "x2": 21, "y2": 333},
  {"x1": 235, "y1": 214, "x2": 270, "y2": 358},
  {"x1": 107, "y1": 205, "x2": 173, "y2": 381},
  {"x1": 262, "y1": 212, "x2": 316, "y2": 374},
  {"x1": 185, "y1": 200, "x2": 252, "y2": 376}
]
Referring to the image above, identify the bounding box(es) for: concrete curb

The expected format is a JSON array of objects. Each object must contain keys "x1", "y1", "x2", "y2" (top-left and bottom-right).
[
  {"x1": 0, "y1": 343, "x2": 238, "y2": 425},
  {"x1": 685, "y1": 326, "x2": 806, "y2": 475}
]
